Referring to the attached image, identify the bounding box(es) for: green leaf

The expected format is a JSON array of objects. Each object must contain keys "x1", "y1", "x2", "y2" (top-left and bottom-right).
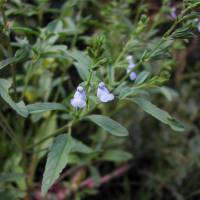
[
  {"x1": 42, "y1": 134, "x2": 93, "y2": 195},
  {"x1": 0, "y1": 58, "x2": 17, "y2": 71},
  {"x1": 119, "y1": 86, "x2": 149, "y2": 99},
  {"x1": 67, "y1": 154, "x2": 81, "y2": 164},
  {"x1": 171, "y1": 23, "x2": 194, "y2": 39},
  {"x1": 0, "y1": 79, "x2": 28, "y2": 117},
  {"x1": 0, "y1": 189, "x2": 24, "y2": 200},
  {"x1": 102, "y1": 150, "x2": 133, "y2": 162},
  {"x1": 41, "y1": 134, "x2": 75, "y2": 195},
  {"x1": 85, "y1": 115, "x2": 129, "y2": 137},
  {"x1": 68, "y1": 50, "x2": 92, "y2": 67},
  {"x1": 74, "y1": 61, "x2": 90, "y2": 80},
  {"x1": 0, "y1": 173, "x2": 26, "y2": 183},
  {"x1": 133, "y1": 98, "x2": 184, "y2": 132},
  {"x1": 135, "y1": 70, "x2": 150, "y2": 84},
  {"x1": 71, "y1": 138, "x2": 93, "y2": 154},
  {"x1": 46, "y1": 19, "x2": 63, "y2": 33},
  {"x1": 34, "y1": 115, "x2": 57, "y2": 160},
  {"x1": 27, "y1": 102, "x2": 66, "y2": 114},
  {"x1": 159, "y1": 86, "x2": 178, "y2": 101},
  {"x1": 67, "y1": 50, "x2": 92, "y2": 80},
  {"x1": 11, "y1": 27, "x2": 39, "y2": 36},
  {"x1": 0, "y1": 49, "x2": 29, "y2": 71},
  {"x1": 89, "y1": 166, "x2": 101, "y2": 186}
]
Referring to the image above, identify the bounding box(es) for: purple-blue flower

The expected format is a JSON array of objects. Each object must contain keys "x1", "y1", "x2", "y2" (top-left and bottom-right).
[
  {"x1": 194, "y1": 18, "x2": 200, "y2": 32},
  {"x1": 197, "y1": 20, "x2": 200, "y2": 32},
  {"x1": 197, "y1": 21, "x2": 200, "y2": 32},
  {"x1": 128, "y1": 70, "x2": 137, "y2": 80},
  {"x1": 126, "y1": 55, "x2": 137, "y2": 81},
  {"x1": 126, "y1": 55, "x2": 136, "y2": 68},
  {"x1": 70, "y1": 86, "x2": 86, "y2": 108},
  {"x1": 171, "y1": 7, "x2": 177, "y2": 19},
  {"x1": 97, "y1": 82, "x2": 114, "y2": 103}
]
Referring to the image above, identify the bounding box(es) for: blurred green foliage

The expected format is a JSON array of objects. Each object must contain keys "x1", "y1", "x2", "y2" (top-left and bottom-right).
[{"x1": 0, "y1": 0, "x2": 200, "y2": 199}]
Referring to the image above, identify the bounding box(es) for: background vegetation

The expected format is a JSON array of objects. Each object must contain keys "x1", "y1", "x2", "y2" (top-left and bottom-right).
[{"x1": 0, "y1": 0, "x2": 200, "y2": 199}]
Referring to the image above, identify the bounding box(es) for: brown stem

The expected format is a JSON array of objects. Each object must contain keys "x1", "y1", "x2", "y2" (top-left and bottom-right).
[{"x1": 33, "y1": 164, "x2": 131, "y2": 200}]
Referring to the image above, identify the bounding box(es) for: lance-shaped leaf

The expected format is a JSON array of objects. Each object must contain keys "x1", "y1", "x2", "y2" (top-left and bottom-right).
[
  {"x1": 0, "y1": 79, "x2": 28, "y2": 117},
  {"x1": 0, "y1": 57, "x2": 17, "y2": 71},
  {"x1": 0, "y1": 173, "x2": 26, "y2": 183},
  {"x1": 85, "y1": 115, "x2": 129, "y2": 137},
  {"x1": 71, "y1": 137, "x2": 93, "y2": 154},
  {"x1": 133, "y1": 97, "x2": 184, "y2": 132},
  {"x1": 41, "y1": 134, "x2": 74, "y2": 195},
  {"x1": 0, "y1": 48, "x2": 28, "y2": 71},
  {"x1": 67, "y1": 50, "x2": 92, "y2": 80},
  {"x1": 102, "y1": 150, "x2": 133, "y2": 162},
  {"x1": 135, "y1": 70, "x2": 150, "y2": 85},
  {"x1": 41, "y1": 134, "x2": 93, "y2": 195},
  {"x1": 27, "y1": 102, "x2": 66, "y2": 114}
]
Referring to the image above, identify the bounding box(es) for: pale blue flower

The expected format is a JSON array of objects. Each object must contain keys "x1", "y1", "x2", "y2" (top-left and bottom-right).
[
  {"x1": 70, "y1": 86, "x2": 86, "y2": 108},
  {"x1": 171, "y1": 7, "x2": 177, "y2": 19},
  {"x1": 198, "y1": 21, "x2": 200, "y2": 32},
  {"x1": 126, "y1": 55, "x2": 136, "y2": 68},
  {"x1": 129, "y1": 71, "x2": 137, "y2": 81},
  {"x1": 97, "y1": 82, "x2": 114, "y2": 102},
  {"x1": 194, "y1": 18, "x2": 200, "y2": 32},
  {"x1": 126, "y1": 55, "x2": 137, "y2": 80}
]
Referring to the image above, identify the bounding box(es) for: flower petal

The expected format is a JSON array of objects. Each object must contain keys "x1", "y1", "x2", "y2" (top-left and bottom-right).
[
  {"x1": 71, "y1": 86, "x2": 86, "y2": 108},
  {"x1": 100, "y1": 93, "x2": 114, "y2": 102},
  {"x1": 74, "y1": 90, "x2": 86, "y2": 101},
  {"x1": 97, "y1": 83, "x2": 114, "y2": 103},
  {"x1": 70, "y1": 98, "x2": 86, "y2": 108},
  {"x1": 129, "y1": 72, "x2": 137, "y2": 80},
  {"x1": 198, "y1": 22, "x2": 200, "y2": 32},
  {"x1": 97, "y1": 89, "x2": 114, "y2": 102}
]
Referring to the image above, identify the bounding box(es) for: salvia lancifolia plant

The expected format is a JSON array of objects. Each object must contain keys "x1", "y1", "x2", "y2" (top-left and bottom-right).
[{"x1": 0, "y1": 0, "x2": 200, "y2": 199}]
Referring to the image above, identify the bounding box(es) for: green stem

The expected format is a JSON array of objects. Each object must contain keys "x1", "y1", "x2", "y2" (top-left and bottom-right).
[
  {"x1": 71, "y1": 6, "x2": 83, "y2": 49},
  {"x1": 1, "y1": 4, "x2": 17, "y2": 100},
  {"x1": 86, "y1": 70, "x2": 93, "y2": 92},
  {"x1": 1, "y1": 5, "x2": 6, "y2": 29},
  {"x1": 25, "y1": 3, "x2": 200, "y2": 153},
  {"x1": 26, "y1": 122, "x2": 72, "y2": 150},
  {"x1": 113, "y1": 13, "x2": 183, "y2": 92},
  {"x1": 113, "y1": 60, "x2": 143, "y2": 92},
  {"x1": 119, "y1": 1, "x2": 199, "y2": 85},
  {"x1": 26, "y1": 101, "x2": 102, "y2": 150},
  {"x1": 68, "y1": 121, "x2": 73, "y2": 136},
  {"x1": 11, "y1": 63, "x2": 17, "y2": 99},
  {"x1": 134, "y1": 0, "x2": 144, "y2": 25},
  {"x1": 113, "y1": 40, "x2": 130, "y2": 66},
  {"x1": 86, "y1": 69, "x2": 93, "y2": 109},
  {"x1": 0, "y1": 112, "x2": 21, "y2": 150}
]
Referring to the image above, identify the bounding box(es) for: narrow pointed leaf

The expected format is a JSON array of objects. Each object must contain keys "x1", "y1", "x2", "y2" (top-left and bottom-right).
[
  {"x1": 0, "y1": 49, "x2": 29, "y2": 71},
  {"x1": 42, "y1": 134, "x2": 93, "y2": 195},
  {"x1": 0, "y1": 58, "x2": 17, "y2": 70},
  {"x1": 67, "y1": 50, "x2": 92, "y2": 80},
  {"x1": 135, "y1": 71, "x2": 150, "y2": 84},
  {"x1": 27, "y1": 102, "x2": 66, "y2": 114},
  {"x1": 41, "y1": 134, "x2": 74, "y2": 195},
  {"x1": 85, "y1": 115, "x2": 129, "y2": 137},
  {"x1": 133, "y1": 98, "x2": 184, "y2": 132},
  {"x1": 71, "y1": 138, "x2": 93, "y2": 154},
  {"x1": 102, "y1": 150, "x2": 133, "y2": 162},
  {"x1": 0, "y1": 79, "x2": 28, "y2": 117}
]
